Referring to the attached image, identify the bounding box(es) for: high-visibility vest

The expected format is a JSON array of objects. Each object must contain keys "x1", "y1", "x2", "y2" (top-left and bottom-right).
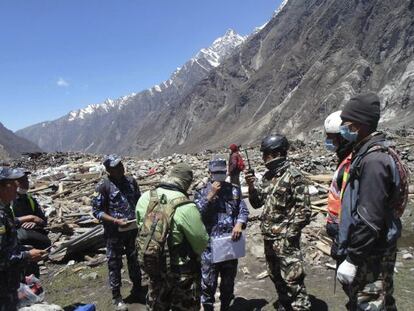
[
  {"x1": 327, "y1": 154, "x2": 352, "y2": 224},
  {"x1": 10, "y1": 194, "x2": 36, "y2": 218}
]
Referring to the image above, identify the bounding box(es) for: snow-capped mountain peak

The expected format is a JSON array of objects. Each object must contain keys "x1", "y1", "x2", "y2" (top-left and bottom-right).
[
  {"x1": 61, "y1": 30, "x2": 247, "y2": 122},
  {"x1": 198, "y1": 29, "x2": 246, "y2": 66}
]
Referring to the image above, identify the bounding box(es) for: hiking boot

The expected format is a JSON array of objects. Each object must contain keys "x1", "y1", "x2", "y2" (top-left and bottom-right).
[{"x1": 112, "y1": 296, "x2": 128, "y2": 311}]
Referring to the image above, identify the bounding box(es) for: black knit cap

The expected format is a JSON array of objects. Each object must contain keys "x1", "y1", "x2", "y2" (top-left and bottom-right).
[{"x1": 340, "y1": 93, "x2": 381, "y2": 129}]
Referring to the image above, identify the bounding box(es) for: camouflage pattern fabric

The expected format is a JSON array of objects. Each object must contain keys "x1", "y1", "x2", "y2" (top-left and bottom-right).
[
  {"x1": 249, "y1": 163, "x2": 311, "y2": 310},
  {"x1": 92, "y1": 176, "x2": 140, "y2": 235},
  {"x1": 250, "y1": 165, "x2": 311, "y2": 240},
  {"x1": 200, "y1": 248, "x2": 238, "y2": 310},
  {"x1": 106, "y1": 229, "x2": 142, "y2": 292},
  {"x1": 264, "y1": 238, "x2": 311, "y2": 311},
  {"x1": 0, "y1": 202, "x2": 27, "y2": 311},
  {"x1": 343, "y1": 247, "x2": 397, "y2": 311},
  {"x1": 146, "y1": 271, "x2": 201, "y2": 311}
]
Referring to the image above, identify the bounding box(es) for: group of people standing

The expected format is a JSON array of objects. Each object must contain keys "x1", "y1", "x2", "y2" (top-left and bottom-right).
[{"x1": 0, "y1": 92, "x2": 407, "y2": 311}]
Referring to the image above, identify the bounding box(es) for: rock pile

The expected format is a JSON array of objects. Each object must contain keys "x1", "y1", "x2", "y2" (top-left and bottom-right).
[{"x1": 7, "y1": 132, "x2": 413, "y2": 273}]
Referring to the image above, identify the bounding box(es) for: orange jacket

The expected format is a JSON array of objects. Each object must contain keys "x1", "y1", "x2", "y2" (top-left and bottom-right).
[{"x1": 327, "y1": 154, "x2": 352, "y2": 224}]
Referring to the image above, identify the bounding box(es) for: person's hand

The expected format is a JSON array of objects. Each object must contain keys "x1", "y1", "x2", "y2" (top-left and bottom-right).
[
  {"x1": 232, "y1": 222, "x2": 243, "y2": 241},
  {"x1": 21, "y1": 222, "x2": 37, "y2": 229},
  {"x1": 337, "y1": 259, "x2": 358, "y2": 285},
  {"x1": 207, "y1": 182, "x2": 221, "y2": 201},
  {"x1": 28, "y1": 249, "x2": 48, "y2": 262},
  {"x1": 113, "y1": 218, "x2": 128, "y2": 227},
  {"x1": 245, "y1": 172, "x2": 256, "y2": 188},
  {"x1": 19, "y1": 215, "x2": 44, "y2": 225},
  {"x1": 211, "y1": 181, "x2": 221, "y2": 195},
  {"x1": 31, "y1": 215, "x2": 44, "y2": 225}
]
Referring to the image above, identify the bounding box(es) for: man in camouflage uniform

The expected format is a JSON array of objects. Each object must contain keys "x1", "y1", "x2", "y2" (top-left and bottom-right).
[
  {"x1": 136, "y1": 163, "x2": 209, "y2": 311},
  {"x1": 92, "y1": 155, "x2": 142, "y2": 311},
  {"x1": 246, "y1": 135, "x2": 311, "y2": 311},
  {"x1": 194, "y1": 158, "x2": 249, "y2": 311},
  {"x1": 0, "y1": 167, "x2": 46, "y2": 311}
]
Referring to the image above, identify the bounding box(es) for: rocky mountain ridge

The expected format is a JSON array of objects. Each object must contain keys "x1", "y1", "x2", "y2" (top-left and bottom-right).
[
  {"x1": 17, "y1": 0, "x2": 414, "y2": 157},
  {"x1": 16, "y1": 30, "x2": 246, "y2": 155},
  {"x1": 0, "y1": 122, "x2": 42, "y2": 161}
]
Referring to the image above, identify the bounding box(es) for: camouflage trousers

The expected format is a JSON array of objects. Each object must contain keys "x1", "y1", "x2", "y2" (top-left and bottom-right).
[
  {"x1": 342, "y1": 247, "x2": 397, "y2": 311},
  {"x1": 105, "y1": 229, "x2": 142, "y2": 294},
  {"x1": 201, "y1": 248, "x2": 238, "y2": 310},
  {"x1": 146, "y1": 269, "x2": 201, "y2": 311},
  {"x1": 264, "y1": 237, "x2": 311, "y2": 311}
]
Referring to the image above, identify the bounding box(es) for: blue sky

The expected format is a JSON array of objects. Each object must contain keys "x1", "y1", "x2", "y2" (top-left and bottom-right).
[{"x1": 0, "y1": 0, "x2": 282, "y2": 131}]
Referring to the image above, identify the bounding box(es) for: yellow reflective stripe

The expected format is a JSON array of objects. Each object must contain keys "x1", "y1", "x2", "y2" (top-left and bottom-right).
[
  {"x1": 27, "y1": 194, "x2": 35, "y2": 212},
  {"x1": 340, "y1": 171, "x2": 350, "y2": 199},
  {"x1": 10, "y1": 195, "x2": 36, "y2": 217}
]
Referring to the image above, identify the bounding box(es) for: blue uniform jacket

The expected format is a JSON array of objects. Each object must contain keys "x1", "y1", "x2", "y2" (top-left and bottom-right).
[
  {"x1": 194, "y1": 181, "x2": 249, "y2": 239},
  {"x1": 92, "y1": 176, "x2": 140, "y2": 235}
]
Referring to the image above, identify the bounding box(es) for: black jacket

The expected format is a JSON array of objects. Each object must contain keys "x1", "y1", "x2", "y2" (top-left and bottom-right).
[{"x1": 342, "y1": 133, "x2": 399, "y2": 265}]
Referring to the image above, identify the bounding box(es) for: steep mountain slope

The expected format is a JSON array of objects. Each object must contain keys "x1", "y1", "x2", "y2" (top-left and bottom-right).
[
  {"x1": 143, "y1": 0, "x2": 414, "y2": 155},
  {"x1": 18, "y1": 0, "x2": 414, "y2": 157},
  {"x1": 16, "y1": 30, "x2": 246, "y2": 155},
  {"x1": 0, "y1": 123, "x2": 42, "y2": 160}
]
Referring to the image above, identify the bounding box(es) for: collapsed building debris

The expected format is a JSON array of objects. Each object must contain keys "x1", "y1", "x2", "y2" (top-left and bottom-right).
[{"x1": 9, "y1": 130, "x2": 414, "y2": 268}]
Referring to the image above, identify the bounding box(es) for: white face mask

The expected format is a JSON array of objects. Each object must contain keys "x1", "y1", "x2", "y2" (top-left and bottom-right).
[{"x1": 17, "y1": 187, "x2": 28, "y2": 194}]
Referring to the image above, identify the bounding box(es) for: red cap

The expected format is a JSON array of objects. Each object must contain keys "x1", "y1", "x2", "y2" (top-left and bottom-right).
[{"x1": 229, "y1": 144, "x2": 238, "y2": 152}]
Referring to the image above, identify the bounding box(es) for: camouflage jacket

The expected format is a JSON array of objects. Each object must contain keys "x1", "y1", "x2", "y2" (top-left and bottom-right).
[
  {"x1": 249, "y1": 163, "x2": 311, "y2": 240},
  {"x1": 0, "y1": 202, "x2": 28, "y2": 272},
  {"x1": 92, "y1": 176, "x2": 140, "y2": 235}
]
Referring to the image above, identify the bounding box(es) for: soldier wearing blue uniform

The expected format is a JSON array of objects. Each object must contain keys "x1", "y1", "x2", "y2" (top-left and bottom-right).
[
  {"x1": 0, "y1": 167, "x2": 46, "y2": 311},
  {"x1": 194, "y1": 158, "x2": 249, "y2": 311},
  {"x1": 92, "y1": 155, "x2": 142, "y2": 311}
]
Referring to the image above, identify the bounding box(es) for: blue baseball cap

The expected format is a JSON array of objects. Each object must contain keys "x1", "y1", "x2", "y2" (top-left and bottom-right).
[
  {"x1": 102, "y1": 154, "x2": 122, "y2": 168},
  {"x1": 0, "y1": 167, "x2": 26, "y2": 181},
  {"x1": 208, "y1": 159, "x2": 227, "y2": 173}
]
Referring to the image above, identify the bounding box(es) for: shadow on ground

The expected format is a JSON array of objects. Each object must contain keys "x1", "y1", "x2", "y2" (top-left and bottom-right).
[{"x1": 229, "y1": 297, "x2": 268, "y2": 310}]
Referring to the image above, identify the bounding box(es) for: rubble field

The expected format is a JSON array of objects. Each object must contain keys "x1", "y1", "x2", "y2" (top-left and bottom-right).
[{"x1": 9, "y1": 130, "x2": 414, "y2": 310}]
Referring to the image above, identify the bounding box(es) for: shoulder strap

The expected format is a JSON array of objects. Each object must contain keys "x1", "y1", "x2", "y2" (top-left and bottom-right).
[
  {"x1": 9, "y1": 194, "x2": 36, "y2": 216},
  {"x1": 169, "y1": 196, "x2": 192, "y2": 209},
  {"x1": 27, "y1": 194, "x2": 36, "y2": 213},
  {"x1": 142, "y1": 189, "x2": 164, "y2": 252}
]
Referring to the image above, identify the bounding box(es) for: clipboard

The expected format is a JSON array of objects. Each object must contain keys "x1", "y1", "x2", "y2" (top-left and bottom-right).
[{"x1": 211, "y1": 233, "x2": 246, "y2": 263}]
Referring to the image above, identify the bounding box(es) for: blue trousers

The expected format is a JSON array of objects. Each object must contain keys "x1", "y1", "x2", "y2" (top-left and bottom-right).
[{"x1": 201, "y1": 249, "x2": 238, "y2": 309}]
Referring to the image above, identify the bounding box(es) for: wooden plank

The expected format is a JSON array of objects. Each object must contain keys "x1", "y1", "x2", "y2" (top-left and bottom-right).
[
  {"x1": 315, "y1": 241, "x2": 331, "y2": 255},
  {"x1": 28, "y1": 184, "x2": 52, "y2": 193},
  {"x1": 308, "y1": 174, "x2": 333, "y2": 183},
  {"x1": 311, "y1": 205, "x2": 327, "y2": 212},
  {"x1": 311, "y1": 198, "x2": 328, "y2": 206}
]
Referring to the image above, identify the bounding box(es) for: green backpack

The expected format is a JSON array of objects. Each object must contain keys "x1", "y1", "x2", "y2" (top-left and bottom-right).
[{"x1": 137, "y1": 189, "x2": 192, "y2": 277}]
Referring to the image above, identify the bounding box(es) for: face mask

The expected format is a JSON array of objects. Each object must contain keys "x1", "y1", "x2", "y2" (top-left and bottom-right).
[
  {"x1": 325, "y1": 139, "x2": 338, "y2": 152},
  {"x1": 340, "y1": 124, "x2": 358, "y2": 142},
  {"x1": 211, "y1": 173, "x2": 226, "y2": 182},
  {"x1": 265, "y1": 157, "x2": 286, "y2": 171},
  {"x1": 17, "y1": 187, "x2": 28, "y2": 194}
]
